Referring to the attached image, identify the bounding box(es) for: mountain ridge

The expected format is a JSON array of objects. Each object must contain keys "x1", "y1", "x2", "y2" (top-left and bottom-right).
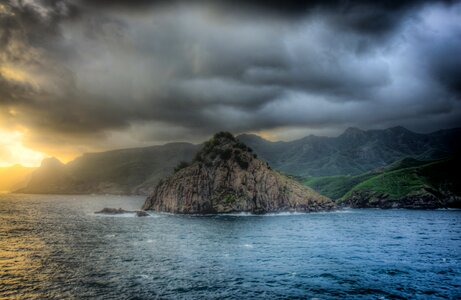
[
  {"x1": 16, "y1": 126, "x2": 461, "y2": 195},
  {"x1": 17, "y1": 142, "x2": 200, "y2": 195},
  {"x1": 238, "y1": 127, "x2": 461, "y2": 177}
]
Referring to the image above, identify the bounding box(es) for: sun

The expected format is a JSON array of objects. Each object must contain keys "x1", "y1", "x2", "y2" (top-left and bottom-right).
[{"x1": 0, "y1": 130, "x2": 45, "y2": 167}]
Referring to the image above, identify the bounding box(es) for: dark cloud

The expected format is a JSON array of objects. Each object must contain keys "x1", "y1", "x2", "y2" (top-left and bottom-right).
[
  {"x1": 428, "y1": 47, "x2": 461, "y2": 98},
  {"x1": 0, "y1": 0, "x2": 460, "y2": 155},
  {"x1": 80, "y1": 0, "x2": 455, "y2": 37}
]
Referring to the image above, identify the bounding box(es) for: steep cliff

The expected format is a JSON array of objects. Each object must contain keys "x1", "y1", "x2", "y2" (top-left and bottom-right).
[{"x1": 143, "y1": 132, "x2": 335, "y2": 214}]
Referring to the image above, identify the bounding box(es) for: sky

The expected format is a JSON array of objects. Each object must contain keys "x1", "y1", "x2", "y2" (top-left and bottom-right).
[{"x1": 0, "y1": 0, "x2": 460, "y2": 166}]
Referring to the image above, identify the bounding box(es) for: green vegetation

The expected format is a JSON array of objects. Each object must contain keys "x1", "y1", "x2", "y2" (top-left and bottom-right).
[
  {"x1": 192, "y1": 132, "x2": 251, "y2": 170},
  {"x1": 303, "y1": 173, "x2": 375, "y2": 200},
  {"x1": 235, "y1": 141, "x2": 253, "y2": 153},
  {"x1": 194, "y1": 131, "x2": 236, "y2": 162},
  {"x1": 220, "y1": 148, "x2": 233, "y2": 160},
  {"x1": 234, "y1": 152, "x2": 249, "y2": 170},
  {"x1": 174, "y1": 161, "x2": 191, "y2": 173},
  {"x1": 344, "y1": 157, "x2": 460, "y2": 200},
  {"x1": 214, "y1": 131, "x2": 236, "y2": 141},
  {"x1": 223, "y1": 194, "x2": 237, "y2": 204},
  {"x1": 343, "y1": 168, "x2": 427, "y2": 199},
  {"x1": 383, "y1": 157, "x2": 430, "y2": 172},
  {"x1": 302, "y1": 155, "x2": 461, "y2": 207}
]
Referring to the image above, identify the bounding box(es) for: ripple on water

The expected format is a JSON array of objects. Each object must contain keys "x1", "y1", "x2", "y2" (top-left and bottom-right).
[{"x1": 0, "y1": 194, "x2": 460, "y2": 299}]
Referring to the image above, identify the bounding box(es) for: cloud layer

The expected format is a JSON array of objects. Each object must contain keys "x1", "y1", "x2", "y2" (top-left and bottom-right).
[{"x1": 0, "y1": 0, "x2": 460, "y2": 160}]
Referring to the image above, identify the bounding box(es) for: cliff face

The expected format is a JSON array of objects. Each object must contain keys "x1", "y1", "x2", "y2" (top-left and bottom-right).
[{"x1": 143, "y1": 132, "x2": 335, "y2": 214}]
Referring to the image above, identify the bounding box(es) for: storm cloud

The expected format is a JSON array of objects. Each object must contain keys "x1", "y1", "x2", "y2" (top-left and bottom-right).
[{"x1": 0, "y1": 0, "x2": 460, "y2": 157}]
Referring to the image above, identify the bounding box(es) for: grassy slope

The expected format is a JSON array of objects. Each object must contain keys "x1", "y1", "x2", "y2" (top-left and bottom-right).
[
  {"x1": 342, "y1": 167, "x2": 427, "y2": 200},
  {"x1": 343, "y1": 157, "x2": 460, "y2": 201},
  {"x1": 302, "y1": 173, "x2": 375, "y2": 200},
  {"x1": 302, "y1": 157, "x2": 460, "y2": 203}
]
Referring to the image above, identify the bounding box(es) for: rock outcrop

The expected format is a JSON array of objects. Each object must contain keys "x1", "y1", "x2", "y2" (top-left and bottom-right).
[
  {"x1": 143, "y1": 132, "x2": 335, "y2": 214},
  {"x1": 95, "y1": 207, "x2": 149, "y2": 217}
]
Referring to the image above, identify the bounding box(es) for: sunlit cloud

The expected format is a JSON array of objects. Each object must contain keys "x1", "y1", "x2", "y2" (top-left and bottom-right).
[
  {"x1": 0, "y1": 65, "x2": 38, "y2": 87},
  {"x1": 0, "y1": 130, "x2": 45, "y2": 167}
]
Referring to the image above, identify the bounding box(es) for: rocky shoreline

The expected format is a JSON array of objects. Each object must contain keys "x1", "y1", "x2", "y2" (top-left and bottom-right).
[{"x1": 342, "y1": 190, "x2": 461, "y2": 209}]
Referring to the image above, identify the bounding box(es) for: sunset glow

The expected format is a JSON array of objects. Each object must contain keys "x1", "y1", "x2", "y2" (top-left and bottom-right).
[{"x1": 0, "y1": 130, "x2": 45, "y2": 167}]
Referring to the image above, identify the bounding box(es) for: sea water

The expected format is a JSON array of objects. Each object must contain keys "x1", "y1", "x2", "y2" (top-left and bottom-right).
[{"x1": 0, "y1": 194, "x2": 460, "y2": 299}]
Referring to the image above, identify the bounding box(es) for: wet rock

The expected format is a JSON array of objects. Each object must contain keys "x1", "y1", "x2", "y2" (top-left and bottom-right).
[
  {"x1": 136, "y1": 210, "x2": 149, "y2": 217},
  {"x1": 95, "y1": 207, "x2": 149, "y2": 217},
  {"x1": 95, "y1": 207, "x2": 131, "y2": 214}
]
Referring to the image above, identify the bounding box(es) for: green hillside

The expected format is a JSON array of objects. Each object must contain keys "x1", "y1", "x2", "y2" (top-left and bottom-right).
[
  {"x1": 302, "y1": 173, "x2": 376, "y2": 200},
  {"x1": 303, "y1": 156, "x2": 461, "y2": 208}
]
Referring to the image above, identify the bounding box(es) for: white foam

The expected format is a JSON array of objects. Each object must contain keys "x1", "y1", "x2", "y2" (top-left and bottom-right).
[
  {"x1": 93, "y1": 212, "x2": 157, "y2": 218},
  {"x1": 95, "y1": 212, "x2": 137, "y2": 217},
  {"x1": 143, "y1": 210, "x2": 348, "y2": 217}
]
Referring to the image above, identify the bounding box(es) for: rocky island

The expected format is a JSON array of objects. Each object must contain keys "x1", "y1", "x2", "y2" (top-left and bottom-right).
[{"x1": 143, "y1": 132, "x2": 335, "y2": 214}]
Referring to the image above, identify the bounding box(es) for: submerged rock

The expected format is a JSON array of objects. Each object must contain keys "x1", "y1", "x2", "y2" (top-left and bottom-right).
[
  {"x1": 95, "y1": 207, "x2": 149, "y2": 217},
  {"x1": 136, "y1": 210, "x2": 150, "y2": 217},
  {"x1": 143, "y1": 132, "x2": 335, "y2": 214},
  {"x1": 95, "y1": 207, "x2": 129, "y2": 214}
]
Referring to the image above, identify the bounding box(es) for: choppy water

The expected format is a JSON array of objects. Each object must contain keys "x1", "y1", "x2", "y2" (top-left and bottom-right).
[{"x1": 0, "y1": 194, "x2": 460, "y2": 299}]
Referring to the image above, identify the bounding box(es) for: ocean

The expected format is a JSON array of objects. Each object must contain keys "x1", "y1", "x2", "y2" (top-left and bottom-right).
[{"x1": 0, "y1": 194, "x2": 460, "y2": 299}]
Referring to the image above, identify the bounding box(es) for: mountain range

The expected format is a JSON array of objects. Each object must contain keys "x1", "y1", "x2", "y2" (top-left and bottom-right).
[
  {"x1": 238, "y1": 126, "x2": 460, "y2": 176},
  {"x1": 17, "y1": 143, "x2": 199, "y2": 195},
  {"x1": 12, "y1": 126, "x2": 461, "y2": 197}
]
